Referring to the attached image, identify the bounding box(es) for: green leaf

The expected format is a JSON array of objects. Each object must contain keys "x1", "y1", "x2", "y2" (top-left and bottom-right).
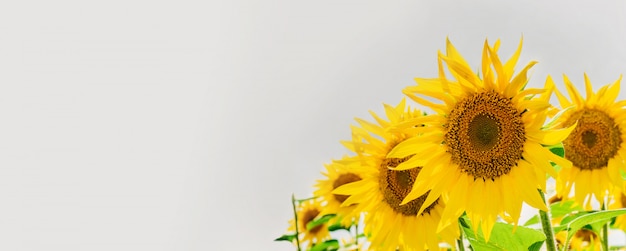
[
  {"x1": 310, "y1": 239, "x2": 339, "y2": 251},
  {"x1": 327, "y1": 222, "x2": 351, "y2": 232},
  {"x1": 274, "y1": 233, "x2": 297, "y2": 242},
  {"x1": 563, "y1": 209, "x2": 626, "y2": 247},
  {"x1": 548, "y1": 143, "x2": 565, "y2": 158},
  {"x1": 296, "y1": 196, "x2": 317, "y2": 203},
  {"x1": 524, "y1": 215, "x2": 540, "y2": 226},
  {"x1": 525, "y1": 200, "x2": 582, "y2": 227},
  {"x1": 307, "y1": 214, "x2": 336, "y2": 231},
  {"x1": 461, "y1": 217, "x2": 545, "y2": 251},
  {"x1": 551, "y1": 200, "x2": 583, "y2": 219},
  {"x1": 527, "y1": 241, "x2": 544, "y2": 251}
]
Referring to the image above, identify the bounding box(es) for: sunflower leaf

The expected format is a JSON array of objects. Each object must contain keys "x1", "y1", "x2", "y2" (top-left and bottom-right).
[
  {"x1": 533, "y1": 200, "x2": 583, "y2": 228},
  {"x1": 550, "y1": 200, "x2": 582, "y2": 219},
  {"x1": 274, "y1": 233, "x2": 297, "y2": 242},
  {"x1": 523, "y1": 215, "x2": 540, "y2": 226},
  {"x1": 564, "y1": 209, "x2": 626, "y2": 247},
  {"x1": 461, "y1": 216, "x2": 545, "y2": 251},
  {"x1": 527, "y1": 241, "x2": 545, "y2": 251},
  {"x1": 310, "y1": 239, "x2": 339, "y2": 251},
  {"x1": 327, "y1": 222, "x2": 351, "y2": 232},
  {"x1": 306, "y1": 214, "x2": 336, "y2": 231}
]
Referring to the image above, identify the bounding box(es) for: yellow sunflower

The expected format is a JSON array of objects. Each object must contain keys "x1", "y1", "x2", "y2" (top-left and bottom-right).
[
  {"x1": 288, "y1": 198, "x2": 331, "y2": 247},
  {"x1": 314, "y1": 156, "x2": 363, "y2": 226},
  {"x1": 551, "y1": 74, "x2": 626, "y2": 208},
  {"x1": 609, "y1": 188, "x2": 626, "y2": 231},
  {"x1": 555, "y1": 229, "x2": 601, "y2": 251},
  {"x1": 334, "y1": 98, "x2": 458, "y2": 251},
  {"x1": 387, "y1": 38, "x2": 573, "y2": 241}
]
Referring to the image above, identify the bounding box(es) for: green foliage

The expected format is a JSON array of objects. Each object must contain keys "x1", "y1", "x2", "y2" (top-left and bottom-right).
[
  {"x1": 525, "y1": 200, "x2": 583, "y2": 226},
  {"x1": 306, "y1": 214, "x2": 336, "y2": 231},
  {"x1": 274, "y1": 233, "x2": 297, "y2": 243},
  {"x1": 460, "y1": 217, "x2": 545, "y2": 251},
  {"x1": 327, "y1": 222, "x2": 351, "y2": 232},
  {"x1": 310, "y1": 239, "x2": 339, "y2": 251},
  {"x1": 561, "y1": 209, "x2": 626, "y2": 248}
]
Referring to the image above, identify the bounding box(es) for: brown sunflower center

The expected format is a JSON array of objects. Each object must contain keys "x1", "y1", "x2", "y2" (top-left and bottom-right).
[
  {"x1": 379, "y1": 155, "x2": 438, "y2": 216},
  {"x1": 332, "y1": 173, "x2": 362, "y2": 203},
  {"x1": 446, "y1": 90, "x2": 526, "y2": 180},
  {"x1": 574, "y1": 228, "x2": 598, "y2": 243},
  {"x1": 563, "y1": 109, "x2": 622, "y2": 170},
  {"x1": 621, "y1": 193, "x2": 626, "y2": 207},
  {"x1": 301, "y1": 208, "x2": 323, "y2": 233}
]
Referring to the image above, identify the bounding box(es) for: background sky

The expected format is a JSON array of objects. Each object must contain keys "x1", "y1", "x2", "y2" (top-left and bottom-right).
[{"x1": 0, "y1": 1, "x2": 625, "y2": 250}]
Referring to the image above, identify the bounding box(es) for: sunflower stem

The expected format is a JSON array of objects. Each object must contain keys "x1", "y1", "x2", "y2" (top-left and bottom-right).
[
  {"x1": 291, "y1": 194, "x2": 302, "y2": 251},
  {"x1": 602, "y1": 201, "x2": 609, "y2": 251},
  {"x1": 538, "y1": 190, "x2": 557, "y2": 251},
  {"x1": 457, "y1": 218, "x2": 466, "y2": 251},
  {"x1": 354, "y1": 218, "x2": 359, "y2": 250}
]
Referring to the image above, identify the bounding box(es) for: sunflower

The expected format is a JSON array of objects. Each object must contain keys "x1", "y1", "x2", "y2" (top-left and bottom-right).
[
  {"x1": 609, "y1": 188, "x2": 626, "y2": 231},
  {"x1": 334, "y1": 98, "x2": 458, "y2": 251},
  {"x1": 288, "y1": 198, "x2": 331, "y2": 247},
  {"x1": 551, "y1": 74, "x2": 626, "y2": 208},
  {"x1": 314, "y1": 156, "x2": 363, "y2": 226},
  {"x1": 386, "y1": 38, "x2": 573, "y2": 241},
  {"x1": 555, "y1": 229, "x2": 601, "y2": 251}
]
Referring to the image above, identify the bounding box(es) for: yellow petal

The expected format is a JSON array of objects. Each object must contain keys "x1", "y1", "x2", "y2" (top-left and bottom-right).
[
  {"x1": 563, "y1": 74, "x2": 584, "y2": 106},
  {"x1": 503, "y1": 36, "x2": 523, "y2": 79},
  {"x1": 527, "y1": 123, "x2": 576, "y2": 146}
]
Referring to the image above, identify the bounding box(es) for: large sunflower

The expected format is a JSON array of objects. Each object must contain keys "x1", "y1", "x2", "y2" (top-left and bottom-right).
[
  {"x1": 387, "y1": 38, "x2": 573, "y2": 240},
  {"x1": 551, "y1": 74, "x2": 626, "y2": 207},
  {"x1": 288, "y1": 198, "x2": 331, "y2": 247},
  {"x1": 314, "y1": 156, "x2": 363, "y2": 226},
  {"x1": 334, "y1": 99, "x2": 457, "y2": 251}
]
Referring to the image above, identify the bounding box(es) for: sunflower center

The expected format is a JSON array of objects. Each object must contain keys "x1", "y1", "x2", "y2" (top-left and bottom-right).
[
  {"x1": 332, "y1": 173, "x2": 362, "y2": 203},
  {"x1": 469, "y1": 114, "x2": 500, "y2": 150},
  {"x1": 563, "y1": 109, "x2": 622, "y2": 170},
  {"x1": 446, "y1": 91, "x2": 526, "y2": 180},
  {"x1": 581, "y1": 130, "x2": 598, "y2": 148},
  {"x1": 574, "y1": 229, "x2": 598, "y2": 243},
  {"x1": 379, "y1": 155, "x2": 438, "y2": 216},
  {"x1": 301, "y1": 208, "x2": 323, "y2": 233},
  {"x1": 621, "y1": 193, "x2": 626, "y2": 208}
]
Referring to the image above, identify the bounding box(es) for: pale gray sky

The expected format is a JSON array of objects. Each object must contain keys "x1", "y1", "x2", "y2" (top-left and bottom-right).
[{"x1": 0, "y1": 1, "x2": 625, "y2": 250}]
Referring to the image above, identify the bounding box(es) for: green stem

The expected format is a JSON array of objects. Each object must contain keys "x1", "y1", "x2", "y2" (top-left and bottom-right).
[
  {"x1": 355, "y1": 218, "x2": 359, "y2": 250},
  {"x1": 292, "y1": 194, "x2": 302, "y2": 251},
  {"x1": 538, "y1": 190, "x2": 557, "y2": 251},
  {"x1": 457, "y1": 218, "x2": 466, "y2": 251},
  {"x1": 602, "y1": 201, "x2": 609, "y2": 251}
]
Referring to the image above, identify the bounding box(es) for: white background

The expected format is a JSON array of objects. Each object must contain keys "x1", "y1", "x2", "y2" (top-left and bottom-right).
[{"x1": 0, "y1": 1, "x2": 625, "y2": 250}]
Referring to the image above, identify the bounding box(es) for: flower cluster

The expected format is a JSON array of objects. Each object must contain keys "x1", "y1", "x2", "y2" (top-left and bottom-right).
[{"x1": 276, "y1": 38, "x2": 626, "y2": 251}]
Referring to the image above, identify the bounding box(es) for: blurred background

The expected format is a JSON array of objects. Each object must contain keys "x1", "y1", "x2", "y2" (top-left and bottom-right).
[{"x1": 0, "y1": 0, "x2": 625, "y2": 250}]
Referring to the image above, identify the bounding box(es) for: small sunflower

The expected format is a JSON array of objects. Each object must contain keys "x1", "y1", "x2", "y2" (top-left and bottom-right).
[
  {"x1": 551, "y1": 74, "x2": 626, "y2": 207},
  {"x1": 334, "y1": 98, "x2": 457, "y2": 251},
  {"x1": 288, "y1": 198, "x2": 331, "y2": 247},
  {"x1": 387, "y1": 38, "x2": 573, "y2": 240},
  {"x1": 314, "y1": 156, "x2": 363, "y2": 226},
  {"x1": 555, "y1": 229, "x2": 601, "y2": 251},
  {"x1": 609, "y1": 188, "x2": 626, "y2": 231}
]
